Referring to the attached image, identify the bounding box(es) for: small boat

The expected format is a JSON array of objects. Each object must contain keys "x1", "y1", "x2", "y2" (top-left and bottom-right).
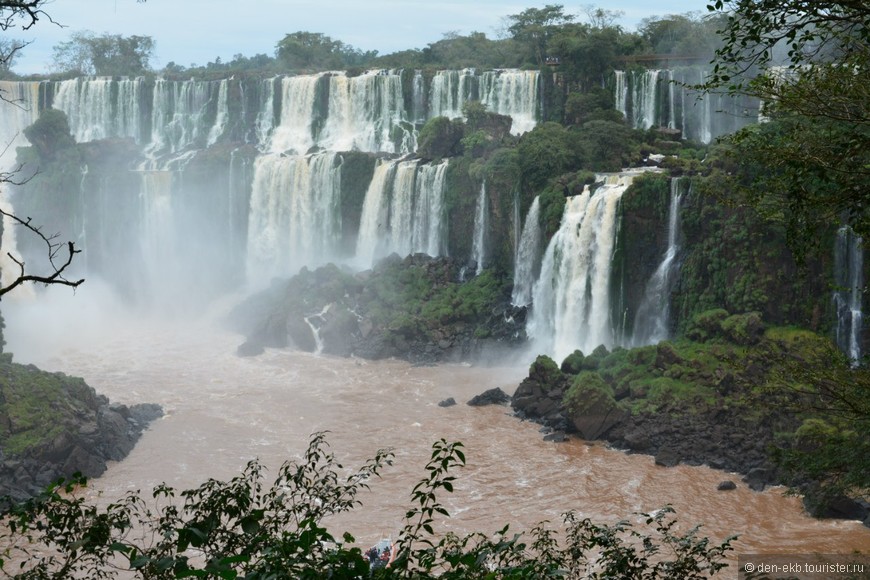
[{"x1": 365, "y1": 537, "x2": 395, "y2": 569}]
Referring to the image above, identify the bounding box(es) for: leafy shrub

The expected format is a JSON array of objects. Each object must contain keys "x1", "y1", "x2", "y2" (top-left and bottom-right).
[
  {"x1": 0, "y1": 433, "x2": 735, "y2": 578},
  {"x1": 417, "y1": 116, "x2": 464, "y2": 159}
]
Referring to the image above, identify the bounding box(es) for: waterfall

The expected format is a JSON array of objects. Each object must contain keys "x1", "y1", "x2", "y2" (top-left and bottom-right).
[
  {"x1": 267, "y1": 71, "x2": 412, "y2": 154},
  {"x1": 471, "y1": 181, "x2": 488, "y2": 274},
  {"x1": 411, "y1": 70, "x2": 426, "y2": 124},
  {"x1": 834, "y1": 226, "x2": 864, "y2": 364},
  {"x1": 147, "y1": 79, "x2": 224, "y2": 157},
  {"x1": 319, "y1": 70, "x2": 412, "y2": 153},
  {"x1": 207, "y1": 79, "x2": 230, "y2": 146},
  {"x1": 478, "y1": 69, "x2": 539, "y2": 135},
  {"x1": 3, "y1": 71, "x2": 538, "y2": 300},
  {"x1": 632, "y1": 69, "x2": 661, "y2": 130},
  {"x1": 429, "y1": 69, "x2": 476, "y2": 119},
  {"x1": 614, "y1": 71, "x2": 628, "y2": 121},
  {"x1": 412, "y1": 160, "x2": 448, "y2": 256},
  {"x1": 246, "y1": 152, "x2": 342, "y2": 282},
  {"x1": 265, "y1": 74, "x2": 323, "y2": 154},
  {"x1": 527, "y1": 173, "x2": 636, "y2": 363},
  {"x1": 512, "y1": 196, "x2": 542, "y2": 307},
  {"x1": 255, "y1": 77, "x2": 279, "y2": 146},
  {"x1": 354, "y1": 158, "x2": 447, "y2": 267},
  {"x1": 631, "y1": 178, "x2": 684, "y2": 346},
  {"x1": 139, "y1": 170, "x2": 178, "y2": 306},
  {"x1": 616, "y1": 67, "x2": 758, "y2": 143},
  {"x1": 52, "y1": 77, "x2": 144, "y2": 143},
  {"x1": 355, "y1": 159, "x2": 397, "y2": 266}
]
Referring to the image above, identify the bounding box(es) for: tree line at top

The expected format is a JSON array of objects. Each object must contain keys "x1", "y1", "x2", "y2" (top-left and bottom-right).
[{"x1": 0, "y1": 4, "x2": 725, "y2": 81}]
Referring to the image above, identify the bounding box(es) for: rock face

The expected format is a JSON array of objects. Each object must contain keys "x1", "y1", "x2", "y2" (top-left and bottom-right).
[
  {"x1": 228, "y1": 255, "x2": 526, "y2": 364},
  {"x1": 467, "y1": 388, "x2": 510, "y2": 406},
  {"x1": 508, "y1": 325, "x2": 834, "y2": 496},
  {"x1": 0, "y1": 357, "x2": 162, "y2": 502}
]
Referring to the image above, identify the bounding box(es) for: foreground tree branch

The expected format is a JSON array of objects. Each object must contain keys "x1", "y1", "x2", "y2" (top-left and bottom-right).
[{"x1": 0, "y1": 208, "x2": 84, "y2": 298}]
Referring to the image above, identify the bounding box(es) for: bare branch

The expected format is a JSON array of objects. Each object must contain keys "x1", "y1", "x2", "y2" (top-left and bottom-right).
[{"x1": 0, "y1": 208, "x2": 84, "y2": 298}]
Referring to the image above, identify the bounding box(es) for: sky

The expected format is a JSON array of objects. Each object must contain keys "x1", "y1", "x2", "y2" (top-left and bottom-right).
[{"x1": 11, "y1": 0, "x2": 709, "y2": 74}]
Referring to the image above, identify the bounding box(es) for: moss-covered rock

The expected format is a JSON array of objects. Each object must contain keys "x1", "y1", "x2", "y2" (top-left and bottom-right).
[
  {"x1": 0, "y1": 356, "x2": 161, "y2": 501},
  {"x1": 562, "y1": 371, "x2": 626, "y2": 439},
  {"x1": 229, "y1": 255, "x2": 525, "y2": 364}
]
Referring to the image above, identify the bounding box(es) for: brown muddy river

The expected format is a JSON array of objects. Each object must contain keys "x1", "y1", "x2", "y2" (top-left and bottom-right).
[{"x1": 6, "y1": 297, "x2": 870, "y2": 574}]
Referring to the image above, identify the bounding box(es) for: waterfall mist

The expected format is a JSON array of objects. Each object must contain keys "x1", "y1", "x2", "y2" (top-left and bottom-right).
[{"x1": 0, "y1": 70, "x2": 539, "y2": 326}]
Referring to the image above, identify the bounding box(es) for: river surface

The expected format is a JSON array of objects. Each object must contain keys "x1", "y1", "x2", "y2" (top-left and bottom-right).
[{"x1": 5, "y1": 292, "x2": 870, "y2": 573}]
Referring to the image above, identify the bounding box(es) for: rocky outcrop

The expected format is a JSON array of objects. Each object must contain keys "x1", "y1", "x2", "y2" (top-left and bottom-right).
[
  {"x1": 509, "y1": 322, "x2": 833, "y2": 494},
  {"x1": 228, "y1": 255, "x2": 527, "y2": 364},
  {"x1": 467, "y1": 388, "x2": 510, "y2": 406},
  {"x1": 0, "y1": 357, "x2": 162, "y2": 502}
]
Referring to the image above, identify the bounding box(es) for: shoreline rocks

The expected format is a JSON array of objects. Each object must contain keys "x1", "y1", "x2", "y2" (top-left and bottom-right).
[{"x1": 0, "y1": 358, "x2": 162, "y2": 502}]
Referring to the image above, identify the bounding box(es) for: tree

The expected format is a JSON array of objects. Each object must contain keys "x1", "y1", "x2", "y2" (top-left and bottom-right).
[
  {"x1": 700, "y1": 0, "x2": 870, "y2": 253},
  {"x1": 763, "y1": 346, "x2": 870, "y2": 514},
  {"x1": 275, "y1": 31, "x2": 374, "y2": 71},
  {"x1": 698, "y1": 0, "x2": 870, "y2": 513},
  {"x1": 505, "y1": 4, "x2": 575, "y2": 66},
  {"x1": 516, "y1": 122, "x2": 583, "y2": 191},
  {"x1": 0, "y1": 37, "x2": 26, "y2": 75},
  {"x1": 51, "y1": 31, "x2": 154, "y2": 76},
  {"x1": 0, "y1": 0, "x2": 53, "y2": 32},
  {"x1": 637, "y1": 13, "x2": 724, "y2": 57},
  {"x1": 580, "y1": 4, "x2": 623, "y2": 30}
]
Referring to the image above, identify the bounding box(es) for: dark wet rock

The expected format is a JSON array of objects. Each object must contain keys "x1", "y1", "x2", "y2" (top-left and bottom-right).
[
  {"x1": 717, "y1": 480, "x2": 737, "y2": 491},
  {"x1": 236, "y1": 340, "x2": 265, "y2": 357},
  {"x1": 438, "y1": 398, "x2": 457, "y2": 407},
  {"x1": 467, "y1": 387, "x2": 511, "y2": 406},
  {"x1": 743, "y1": 467, "x2": 773, "y2": 492},
  {"x1": 0, "y1": 387, "x2": 162, "y2": 503},
  {"x1": 654, "y1": 448, "x2": 680, "y2": 467},
  {"x1": 543, "y1": 431, "x2": 568, "y2": 442},
  {"x1": 805, "y1": 495, "x2": 869, "y2": 521},
  {"x1": 320, "y1": 305, "x2": 360, "y2": 357},
  {"x1": 287, "y1": 315, "x2": 317, "y2": 352},
  {"x1": 228, "y1": 256, "x2": 527, "y2": 365}
]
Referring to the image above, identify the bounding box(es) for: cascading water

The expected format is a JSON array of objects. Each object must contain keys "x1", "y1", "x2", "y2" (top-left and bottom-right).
[
  {"x1": 632, "y1": 70, "x2": 661, "y2": 130},
  {"x1": 139, "y1": 170, "x2": 178, "y2": 307},
  {"x1": 479, "y1": 70, "x2": 540, "y2": 135},
  {"x1": 412, "y1": 160, "x2": 448, "y2": 257},
  {"x1": 512, "y1": 196, "x2": 542, "y2": 307},
  {"x1": 148, "y1": 79, "x2": 222, "y2": 157},
  {"x1": 527, "y1": 173, "x2": 638, "y2": 363},
  {"x1": 631, "y1": 178, "x2": 685, "y2": 346},
  {"x1": 429, "y1": 69, "x2": 476, "y2": 119},
  {"x1": 3, "y1": 70, "x2": 538, "y2": 298},
  {"x1": 616, "y1": 67, "x2": 758, "y2": 144},
  {"x1": 471, "y1": 181, "x2": 487, "y2": 274},
  {"x1": 52, "y1": 77, "x2": 144, "y2": 143},
  {"x1": 355, "y1": 159, "x2": 397, "y2": 267},
  {"x1": 614, "y1": 71, "x2": 628, "y2": 121},
  {"x1": 264, "y1": 74, "x2": 323, "y2": 154},
  {"x1": 320, "y1": 70, "x2": 414, "y2": 153},
  {"x1": 411, "y1": 70, "x2": 426, "y2": 124},
  {"x1": 206, "y1": 79, "x2": 230, "y2": 146},
  {"x1": 354, "y1": 158, "x2": 448, "y2": 267},
  {"x1": 428, "y1": 69, "x2": 539, "y2": 135},
  {"x1": 246, "y1": 152, "x2": 342, "y2": 282},
  {"x1": 834, "y1": 226, "x2": 864, "y2": 364}
]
